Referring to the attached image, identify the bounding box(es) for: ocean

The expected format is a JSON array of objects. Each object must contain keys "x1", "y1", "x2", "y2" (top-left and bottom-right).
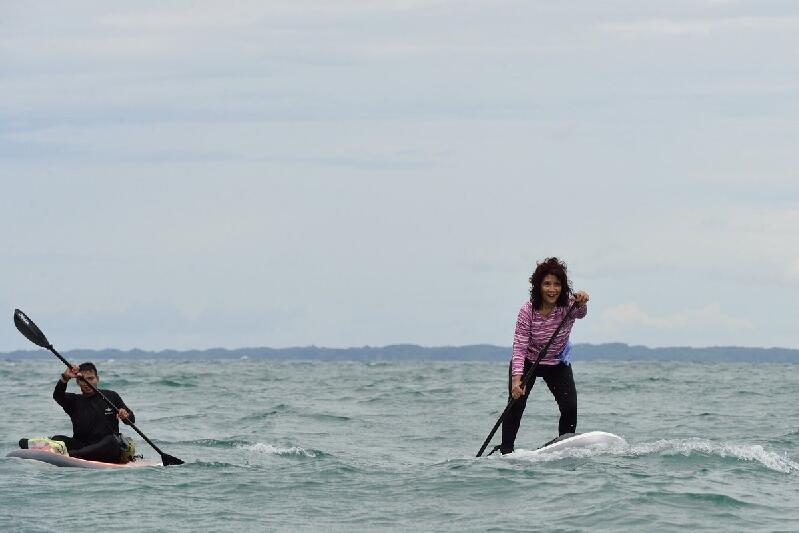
[{"x1": 1, "y1": 358, "x2": 797, "y2": 532}]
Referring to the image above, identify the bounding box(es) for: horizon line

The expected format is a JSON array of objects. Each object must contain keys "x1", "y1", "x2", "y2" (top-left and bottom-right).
[{"x1": 2, "y1": 341, "x2": 798, "y2": 354}]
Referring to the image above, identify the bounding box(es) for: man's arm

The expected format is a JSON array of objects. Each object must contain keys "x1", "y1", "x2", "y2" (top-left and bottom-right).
[
  {"x1": 53, "y1": 369, "x2": 75, "y2": 411},
  {"x1": 111, "y1": 392, "x2": 135, "y2": 425}
]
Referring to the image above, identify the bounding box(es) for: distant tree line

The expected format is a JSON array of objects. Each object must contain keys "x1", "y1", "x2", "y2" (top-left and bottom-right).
[{"x1": 2, "y1": 343, "x2": 798, "y2": 362}]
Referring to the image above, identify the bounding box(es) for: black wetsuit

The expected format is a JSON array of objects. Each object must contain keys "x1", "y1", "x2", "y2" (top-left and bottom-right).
[
  {"x1": 500, "y1": 358, "x2": 577, "y2": 454},
  {"x1": 52, "y1": 379, "x2": 135, "y2": 463}
]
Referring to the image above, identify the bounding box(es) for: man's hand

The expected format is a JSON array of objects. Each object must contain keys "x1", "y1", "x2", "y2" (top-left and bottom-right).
[{"x1": 61, "y1": 365, "x2": 81, "y2": 382}]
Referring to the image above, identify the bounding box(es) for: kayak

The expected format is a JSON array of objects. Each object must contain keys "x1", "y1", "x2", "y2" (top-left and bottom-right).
[{"x1": 6, "y1": 449, "x2": 161, "y2": 469}]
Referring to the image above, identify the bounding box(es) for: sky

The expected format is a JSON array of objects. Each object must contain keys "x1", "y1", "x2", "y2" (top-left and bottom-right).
[{"x1": 1, "y1": 0, "x2": 797, "y2": 352}]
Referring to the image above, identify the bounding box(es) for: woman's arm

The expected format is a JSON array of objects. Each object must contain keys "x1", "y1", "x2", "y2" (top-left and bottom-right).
[
  {"x1": 511, "y1": 303, "x2": 532, "y2": 376},
  {"x1": 572, "y1": 291, "x2": 589, "y2": 319}
]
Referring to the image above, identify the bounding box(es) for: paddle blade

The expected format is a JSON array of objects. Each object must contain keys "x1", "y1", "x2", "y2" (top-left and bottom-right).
[
  {"x1": 14, "y1": 309, "x2": 51, "y2": 349},
  {"x1": 161, "y1": 453, "x2": 184, "y2": 466}
]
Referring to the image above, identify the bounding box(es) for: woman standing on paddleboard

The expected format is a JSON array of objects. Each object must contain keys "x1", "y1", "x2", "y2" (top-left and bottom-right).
[{"x1": 500, "y1": 257, "x2": 589, "y2": 454}]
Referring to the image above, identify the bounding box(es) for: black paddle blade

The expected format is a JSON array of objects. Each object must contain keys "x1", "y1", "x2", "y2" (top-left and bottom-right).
[
  {"x1": 161, "y1": 453, "x2": 184, "y2": 466},
  {"x1": 14, "y1": 309, "x2": 51, "y2": 349}
]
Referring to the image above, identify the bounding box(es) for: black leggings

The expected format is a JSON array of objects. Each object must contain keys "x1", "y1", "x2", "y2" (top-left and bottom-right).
[
  {"x1": 500, "y1": 360, "x2": 577, "y2": 454},
  {"x1": 52, "y1": 434, "x2": 122, "y2": 463}
]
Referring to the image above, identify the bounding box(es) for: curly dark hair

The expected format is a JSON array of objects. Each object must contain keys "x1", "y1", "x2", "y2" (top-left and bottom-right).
[{"x1": 529, "y1": 257, "x2": 572, "y2": 309}]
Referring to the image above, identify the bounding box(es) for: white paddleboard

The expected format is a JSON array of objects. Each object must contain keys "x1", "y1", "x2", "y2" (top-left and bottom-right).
[
  {"x1": 514, "y1": 431, "x2": 626, "y2": 457},
  {"x1": 7, "y1": 449, "x2": 162, "y2": 469}
]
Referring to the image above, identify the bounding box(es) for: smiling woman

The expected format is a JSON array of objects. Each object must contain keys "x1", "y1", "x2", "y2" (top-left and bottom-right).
[{"x1": 500, "y1": 257, "x2": 590, "y2": 454}]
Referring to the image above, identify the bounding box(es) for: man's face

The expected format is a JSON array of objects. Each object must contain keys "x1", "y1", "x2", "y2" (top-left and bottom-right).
[{"x1": 77, "y1": 370, "x2": 98, "y2": 396}]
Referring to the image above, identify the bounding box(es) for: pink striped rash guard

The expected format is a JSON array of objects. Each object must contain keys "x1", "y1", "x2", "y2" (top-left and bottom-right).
[{"x1": 511, "y1": 298, "x2": 588, "y2": 375}]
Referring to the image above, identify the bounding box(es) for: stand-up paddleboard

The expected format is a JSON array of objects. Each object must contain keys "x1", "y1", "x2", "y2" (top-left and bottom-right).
[
  {"x1": 516, "y1": 431, "x2": 625, "y2": 457},
  {"x1": 6, "y1": 449, "x2": 162, "y2": 469}
]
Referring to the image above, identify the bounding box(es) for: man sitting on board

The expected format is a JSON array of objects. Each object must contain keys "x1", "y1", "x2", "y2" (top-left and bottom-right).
[{"x1": 19, "y1": 362, "x2": 136, "y2": 463}]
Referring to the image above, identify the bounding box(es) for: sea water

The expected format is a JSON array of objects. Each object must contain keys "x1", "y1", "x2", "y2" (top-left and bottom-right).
[{"x1": 1, "y1": 358, "x2": 797, "y2": 532}]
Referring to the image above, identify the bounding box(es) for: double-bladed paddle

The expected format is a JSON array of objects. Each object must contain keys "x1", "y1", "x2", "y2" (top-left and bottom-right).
[
  {"x1": 476, "y1": 301, "x2": 578, "y2": 457},
  {"x1": 13, "y1": 309, "x2": 184, "y2": 466}
]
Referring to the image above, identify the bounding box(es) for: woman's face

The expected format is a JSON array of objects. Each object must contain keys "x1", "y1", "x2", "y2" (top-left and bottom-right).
[{"x1": 540, "y1": 274, "x2": 562, "y2": 306}]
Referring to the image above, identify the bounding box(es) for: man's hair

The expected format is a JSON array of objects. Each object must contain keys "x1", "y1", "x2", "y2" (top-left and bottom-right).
[{"x1": 78, "y1": 362, "x2": 98, "y2": 375}]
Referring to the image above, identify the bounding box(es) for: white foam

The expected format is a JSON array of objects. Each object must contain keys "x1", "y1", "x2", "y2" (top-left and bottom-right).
[
  {"x1": 509, "y1": 446, "x2": 601, "y2": 462},
  {"x1": 627, "y1": 438, "x2": 799, "y2": 474},
  {"x1": 504, "y1": 431, "x2": 627, "y2": 462},
  {"x1": 239, "y1": 442, "x2": 317, "y2": 458}
]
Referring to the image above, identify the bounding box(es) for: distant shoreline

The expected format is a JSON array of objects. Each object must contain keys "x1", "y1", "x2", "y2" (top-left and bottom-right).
[{"x1": 2, "y1": 343, "x2": 798, "y2": 362}]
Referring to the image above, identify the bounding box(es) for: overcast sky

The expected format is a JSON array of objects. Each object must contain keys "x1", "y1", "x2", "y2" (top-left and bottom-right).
[{"x1": 1, "y1": 0, "x2": 797, "y2": 352}]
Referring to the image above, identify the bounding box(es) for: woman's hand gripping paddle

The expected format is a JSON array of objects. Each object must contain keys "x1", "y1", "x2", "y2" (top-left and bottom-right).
[
  {"x1": 475, "y1": 301, "x2": 578, "y2": 457},
  {"x1": 13, "y1": 309, "x2": 184, "y2": 466}
]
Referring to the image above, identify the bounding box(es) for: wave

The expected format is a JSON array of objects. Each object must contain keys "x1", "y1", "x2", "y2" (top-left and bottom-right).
[
  {"x1": 507, "y1": 445, "x2": 621, "y2": 463},
  {"x1": 627, "y1": 438, "x2": 799, "y2": 474},
  {"x1": 301, "y1": 413, "x2": 351, "y2": 422},
  {"x1": 182, "y1": 438, "x2": 251, "y2": 448},
  {"x1": 236, "y1": 405, "x2": 295, "y2": 422},
  {"x1": 238, "y1": 442, "x2": 320, "y2": 458},
  {"x1": 152, "y1": 378, "x2": 196, "y2": 388},
  {"x1": 494, "y1": 437, "x2": 798, "y2": 474}
]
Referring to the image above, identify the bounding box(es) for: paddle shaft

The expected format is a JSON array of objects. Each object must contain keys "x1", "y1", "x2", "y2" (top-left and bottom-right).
[
  {"x1": 47, "y1": 343, "x2": 178, "y2": 463},
  {"x1": 475, "y1": 301, "x2": 578, "y2": 457}
]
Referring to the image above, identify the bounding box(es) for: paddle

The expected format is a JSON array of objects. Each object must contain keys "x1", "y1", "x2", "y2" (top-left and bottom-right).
[
  {"x1": 13, "y1": 309, "x2": 184, "y2": 466},
  {"x1": 476, "y1": 300, "x2": 578, "y2": 457}
]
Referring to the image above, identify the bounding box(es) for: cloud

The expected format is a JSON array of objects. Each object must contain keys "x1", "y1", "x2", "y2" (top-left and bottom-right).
[
  {"x1": 600, "y1": 16, "x2": 799, "y2": 36},
  {"x1": 97, "y1": 9, "x2": 262, "y2": 31},
  {"x1": 2, "y1": 0, "x2": 799, "y2": 351},
  {"x1": 95, "y1": 0, "x2": 455, "y2": 31},
  {"x1": 593, "y1": 303, "x2": 754, "y2": 333},
  {"x1": 786, "y1": 257, "x2": 799, "y2": 284}
]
